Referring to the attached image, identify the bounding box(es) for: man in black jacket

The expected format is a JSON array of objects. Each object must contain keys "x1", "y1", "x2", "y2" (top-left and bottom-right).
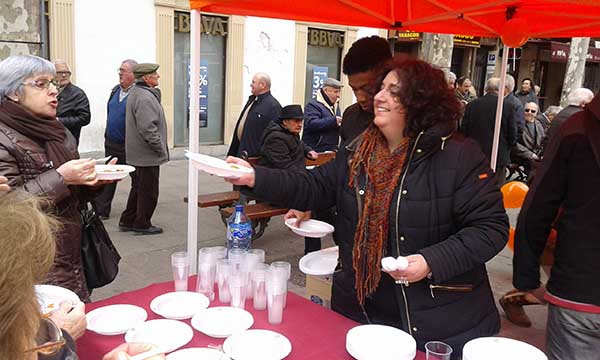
[
  {"x1": 461, "y1": 77, "x2": 517, "y2": 183},
  {"x1": 513, "y1": 93, "x2": 600, "y2": 360},
  {"x1": 54, "y1": 60, "x2": 91, "y2": 145},
  {"x1": 228, "y1": 73, "x2": 281, "y2": 158}
]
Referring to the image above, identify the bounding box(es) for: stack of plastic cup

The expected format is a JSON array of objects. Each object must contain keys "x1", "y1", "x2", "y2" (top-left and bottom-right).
[
  {"x1": 252, "y1": 263, "x2": 269, "y2": 310},
  {"x1": 241, "y1": 253, "x2": 260, "y2": 300},
  {"x1": 229, "y1": 269, "x2": 248, "y2": 309},
  {"x1": 266, "y1": 266, "x2": 288, "y2": 324},
  {"x1": 216, "y1": 258, "x2": 231, "y2": 303},
  {"x1": 171, "y1": 252, "x2": 190, "y2": 291},
  {"x1": 270, "y1": 261, "x2": 291, "y2": 308},
  {"x1": 248, "y1": 248, "x2": 265, "y2": 263},
  {"x1": 196, "y1": 248, "x2": 217, "y2": 301},
  {"x1": 228, "y1": 248, "x2": 246, "y2": 271},
  {"x1": 210, "y1": 246, "x2": 228, "y2": 260}
]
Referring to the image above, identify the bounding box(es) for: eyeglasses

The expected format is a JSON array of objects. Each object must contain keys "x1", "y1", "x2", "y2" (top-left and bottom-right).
[
  {"x1": 524, "y1": 109, "x2": 537, "y2": 114},
  {"x1": 118, "y1": 68, "x2": 132, "y2": 74},
  {"x1": 21, "y1": 79, "x2": 59, "y2": 90},
  {"x1": 23, "y1": 317, "x2": 66, "y2": 356},
  {"x1": 56, "y1": 71, "x2": 71, "y2": 77}
]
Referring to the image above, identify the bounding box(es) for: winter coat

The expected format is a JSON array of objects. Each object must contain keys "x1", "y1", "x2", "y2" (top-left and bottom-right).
[
  {"x1": 56, "y1": 83, "x2": 91, "y2": 145},
  {"x1": 258, "y1": 121, "x2": 312, "y2": 171},
  {"x1": 339, "y1": 103, "x2": 373, "y2": 147},
  {"x1": 228, "y1": 92, "x2": 282, "y2": 158},
  {"x1": 303, "y1": 90, "x2": 340, "y2": 152},
  {"x1": 541, "y1": 105, "x2": 582, "y2": 154},
  {"x1": 248, "y1": 122, "x2": 508, "y2": 357},
  {"x1": 0, "y1": 121, "x2": 90, "y2": 300},
  {"x1": 125, "y1": 81, "x2": 169, "y2": 167},
  {"x1": 514, "y1": 95, "x2": 600, "y2": 306},
  {"x1": 461, "y1": 93, "x2": 518, "y2": 168},
  {"x1": 512, "y1": 119, "x2": 545, "y2": 161},
  {"x1": 515, "y1": 89, "x2": 539, "y2": 106}
]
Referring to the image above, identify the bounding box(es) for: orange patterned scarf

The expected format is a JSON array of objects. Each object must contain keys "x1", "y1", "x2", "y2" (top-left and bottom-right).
[{"x1": 348, "y1": 125, "x2": 410, "y2": 304}]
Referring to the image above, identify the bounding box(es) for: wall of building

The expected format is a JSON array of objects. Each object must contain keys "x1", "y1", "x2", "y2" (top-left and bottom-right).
[
  {"x1": 0, "y1": 0, "x2": 42, "y2": 59},
  {"x1": 73, "y1": 0, "x2": 156, "y2": 152}
]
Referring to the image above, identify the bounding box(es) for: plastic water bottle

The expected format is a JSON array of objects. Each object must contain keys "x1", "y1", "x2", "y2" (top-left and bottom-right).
[{"x1": 227, "y1": 205, "x2": 252, "y2": 251}]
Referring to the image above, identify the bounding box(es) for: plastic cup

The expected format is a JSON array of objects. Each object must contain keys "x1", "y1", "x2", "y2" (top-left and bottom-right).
[
  {"x1": 171, "y1": 252, "x2": 190, "y2": 291},
  {"x1": 210, "y1": 246, "x2": 228, "y2": 260},
  {"x1": 425, "y1": 341, "x2": 453, "y2": 360},
  {"x1": 229, "y1": 270, "x2": 247, "y2": 309},
  {"x1": 228, "y1": 248, "x2": 246, "y2": 270},
  {"x1": 270, "y1": 262, "x2": 290, "y2": 307},
  {"x1": 242, "y1": 253, "x2": 260, "y2": 300},
  {"x1": 216, "y1": 259, "x2": 231, "y2": 303},
  {"x1": 266, "y1": 274, "x2": 287, "y2": 324},
  {"x1": 252, "y1": 263, "x2": 269, "y2": 310},
  {"x1": 248, "y1": 248, "x2": 265, "y2": 263},
  {"x1": 196, "y1": 262, "x2": 215, "y2": 301}
]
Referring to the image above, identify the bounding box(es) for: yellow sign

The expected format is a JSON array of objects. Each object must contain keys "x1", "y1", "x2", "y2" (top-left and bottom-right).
[
  {"x1": 453, "y1": 34, "x2": 480, "y2": 47},
  {"x1": 174, "y1": 12, "x2": 228, "y2": 36},
  {"x1": 391, "y1": 29, "x2": 421, "y2": 42},
  {"x1": 307, "y1": 29, "x2": 345, "y2": 48}
]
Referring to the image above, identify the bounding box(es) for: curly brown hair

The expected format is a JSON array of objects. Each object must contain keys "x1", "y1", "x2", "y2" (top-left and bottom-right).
[
  {"x1": 0, "y1": 191, "x2": 58, "y2": 359},
  {"x1": 381, "y1": 56, "x2": 462, "y2": 138}
]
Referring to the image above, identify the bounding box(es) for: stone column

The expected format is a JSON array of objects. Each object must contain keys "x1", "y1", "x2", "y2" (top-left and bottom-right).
[
  {"x1": 560, "y1": 37, "x2": 590, "y2": 107},
  {"x1": 420, "y1": 33, "x2": 453, "y2": 73}
]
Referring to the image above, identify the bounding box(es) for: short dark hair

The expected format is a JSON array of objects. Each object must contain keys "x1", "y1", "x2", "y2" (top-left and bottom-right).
[
  {"x1": 382, "y1": 56, "x2": 462, "y2": 138},
  {"x1": 342, "y1": 36, "x2": 392, "y2": 76},
  {"x1": 522, "y1": 77, "x2": 534, "y2": 87},
  {"x1": 456, "y1": 76, "x2": 471, "y2": 87}
]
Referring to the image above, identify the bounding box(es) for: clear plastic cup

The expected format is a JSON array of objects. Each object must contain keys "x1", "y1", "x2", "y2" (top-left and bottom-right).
[
  {"x1": 425, "y1": 341, "x2": 453, "y2": 360},
  {"x1": 252, "y1": 263, "x2": 269, "y2": 310},
  {"x1": 270, "y1": 262, "x2": 290, "y2": 307},
  {"x1": 210, "y1": 246, "x2": 228, "y2": 260},
  {"x1": 216, "y1": 258, "x2": 231, "y2": 303},
  {"x1": 229, "y1": 270, "x2": 248, "y2": 309},
  {"x1": 266, "y1": 275, "x2": 287, "y2": 324},
  {"x1": 242, "y1": 253, "x2": 260, "y2": 300},
  {"x1": 228, "y1": 248, "x2": 246, "y2": 270},
  {"x1": 196, "y1": 262, "x2": 215, "y2": 301},
  {"x1": 171, "y1": 252, "x2": 189, "y2": 291},
  {"x1": 248, "y1": 248, "x2": 265, "y2": 263}
]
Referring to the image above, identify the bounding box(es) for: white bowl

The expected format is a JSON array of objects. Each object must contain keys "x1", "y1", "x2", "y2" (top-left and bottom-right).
[
  {"x1": 346, "y1": 324, "x2": 416, "y2": 360},
  {"x1": 95, "y1": 164, "x2": 135, "y2": 180},
  {"x1": 284, "y1": 218, "x2": 335, "y2": 238}
]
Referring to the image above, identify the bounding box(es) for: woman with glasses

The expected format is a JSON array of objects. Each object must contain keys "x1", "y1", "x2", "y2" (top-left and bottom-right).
[
  {"x1": 0, "y1": 55, "x2": 111, "y2": 301},
  {"x1": 226, "y1": 57, "x2": 508, "y2": 357}
]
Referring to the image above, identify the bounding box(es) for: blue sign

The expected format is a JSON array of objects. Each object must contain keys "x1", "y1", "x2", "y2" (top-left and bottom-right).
[
  {"x1": 312, "y1": 66, "x2": 328, "y2": 99},
  {"x1": 199, "y1": 59, "x2": 209, "y2": 128}
]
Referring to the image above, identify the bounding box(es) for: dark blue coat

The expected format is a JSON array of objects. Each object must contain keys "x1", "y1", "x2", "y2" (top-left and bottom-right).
[{"x1": 303, "y1": 93, "x2": 340, "y2": 152}]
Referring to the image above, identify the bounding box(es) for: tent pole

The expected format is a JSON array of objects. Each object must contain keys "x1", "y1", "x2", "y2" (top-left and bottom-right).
[
  {"x1": 187, "y1": 9, "x2": 201, "y2": 273},
  {"x1": 490, "y1": 44, "x2": 510, "y2": 172}
]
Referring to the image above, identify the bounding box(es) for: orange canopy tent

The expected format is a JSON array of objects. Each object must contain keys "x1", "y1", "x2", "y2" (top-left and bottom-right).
[{"x1": 184, "y1": 0, "x2": 600, "y2": 269}]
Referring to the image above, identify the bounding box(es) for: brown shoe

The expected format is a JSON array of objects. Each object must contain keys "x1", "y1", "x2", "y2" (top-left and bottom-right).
[{"x1": 500, "y1": 295, "x2": 532, "y2": 327}]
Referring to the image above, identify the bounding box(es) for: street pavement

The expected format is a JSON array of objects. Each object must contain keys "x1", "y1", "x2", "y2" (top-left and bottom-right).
[{"x1": 87, "y1": 148, "x2": 548, "y2": 353}]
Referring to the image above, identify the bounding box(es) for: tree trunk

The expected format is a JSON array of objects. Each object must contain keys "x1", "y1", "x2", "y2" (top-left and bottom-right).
[
  {"x1": 560, "y1": 37, "x2": 590, "y2": 107},
  {"x1": 420, "y1": 33, "x2": 454, "y2": 74}
]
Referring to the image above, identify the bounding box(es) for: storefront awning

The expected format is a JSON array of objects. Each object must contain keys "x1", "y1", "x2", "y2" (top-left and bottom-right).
[{"x1": 551, "y1": 41, "x2": 600, "y2": 63}]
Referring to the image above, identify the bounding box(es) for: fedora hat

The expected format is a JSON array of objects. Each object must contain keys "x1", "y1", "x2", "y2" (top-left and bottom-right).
[{"x1": 279, "y1": 104, "x2": 304, "y2": 120}]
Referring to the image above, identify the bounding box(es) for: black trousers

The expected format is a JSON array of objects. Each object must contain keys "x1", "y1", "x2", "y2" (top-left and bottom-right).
[
  {"x1": 119, "y1": 165, "x2": 160, "y2": 229},
  {"x1": 93, "y1": 139, "x2": 126, "y2": 217},
  {"x1": 305, "y1": 206, "x2": 337, "y2": 254}
]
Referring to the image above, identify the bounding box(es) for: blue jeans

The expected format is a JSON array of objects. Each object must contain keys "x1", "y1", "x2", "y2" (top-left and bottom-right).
[{"x1": 547, "y1": 304, "x2": 600, "y2": 360}]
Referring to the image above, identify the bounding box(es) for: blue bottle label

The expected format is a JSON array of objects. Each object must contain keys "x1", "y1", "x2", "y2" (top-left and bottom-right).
[{"x1": 227, "y1": 222, "x2": 252, "y2": 250}]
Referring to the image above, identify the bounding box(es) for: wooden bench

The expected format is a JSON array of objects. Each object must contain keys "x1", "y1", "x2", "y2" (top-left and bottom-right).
[
  {"x1": 219, "y1": 202, "x2": 289, "y2": 240},
  {"x1": 184, "y1": 190, "x2": 240, "y2": 208}
]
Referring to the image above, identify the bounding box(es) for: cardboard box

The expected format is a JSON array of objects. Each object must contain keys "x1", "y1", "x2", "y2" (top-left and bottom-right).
[{"x1": 306, "y1": 273, "x2": 332, "y2": 308}]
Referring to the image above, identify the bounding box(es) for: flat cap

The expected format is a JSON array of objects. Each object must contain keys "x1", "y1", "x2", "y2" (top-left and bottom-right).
[
  {"x1": 322, "y1": 77, "x2": 343, "y2": 89},
  {"x1": 133, "y1": 63, "x2": 160, "y2": 78}
]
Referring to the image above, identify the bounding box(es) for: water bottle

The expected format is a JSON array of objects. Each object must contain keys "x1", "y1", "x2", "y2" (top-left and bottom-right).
[{"x1": 227, "y1": 205, "x2": 252, "y2": 251}]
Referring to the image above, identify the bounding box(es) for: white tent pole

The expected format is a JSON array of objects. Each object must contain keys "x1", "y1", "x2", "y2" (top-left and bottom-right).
[
  {"x1": 490, "y1": 44, "x2": 510, "y2": 172},
  {"x1": 187, "y1": 9, "x2": 201, "y2": 273}
]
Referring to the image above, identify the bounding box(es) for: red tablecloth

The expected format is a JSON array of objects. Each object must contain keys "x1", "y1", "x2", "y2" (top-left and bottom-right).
[{"x1": 77, "y1": 277, "x2": 425, "y2": 359}]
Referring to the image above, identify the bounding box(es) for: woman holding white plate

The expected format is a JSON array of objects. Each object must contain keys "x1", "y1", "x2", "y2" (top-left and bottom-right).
[{"x1": 226, "y1": 56, "x2": 508, "y2": 358}]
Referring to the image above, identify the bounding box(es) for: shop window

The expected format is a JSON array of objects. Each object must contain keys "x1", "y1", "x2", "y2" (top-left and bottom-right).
[{"x1": 304, "y1": 28, "x2": 343, "y2": 106}]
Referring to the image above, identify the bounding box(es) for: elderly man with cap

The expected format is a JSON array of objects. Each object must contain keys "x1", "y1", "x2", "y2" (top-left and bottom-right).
[
  {"x1": 303, "y1": 77, "x2": 344, "y2": 152},
  {"x1": 54, "y1": 59, "x2": 91, "y2": 145},
  {"x1": 119, "y1": 62, "x2": 169, "y2": 235}
]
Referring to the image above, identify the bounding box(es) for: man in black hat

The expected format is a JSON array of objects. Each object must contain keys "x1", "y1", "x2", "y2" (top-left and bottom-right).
[
  {"x1": 119, "y1": 63, "x2": 169, "y2": 235},
  {"x1": 303, "y1": 77, "x2": 344, "y2": 152},
  {"x1": 259, "y1": 104, "x2": 316, "y2": 171}
]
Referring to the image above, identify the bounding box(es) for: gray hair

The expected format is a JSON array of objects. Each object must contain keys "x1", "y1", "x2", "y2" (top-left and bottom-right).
[
  {"x1": 121, "y1": 59, "x2": 138, "y2": 68},
  {"x1": 567, "y1": 88, "x2": 594, "y2": 107},
  {"x1": 504, "y1": 74, "x2": 515, "y2": 93},
  {"x1": 485, "y1": 77, "x2": 500, "y2": 93},
  {"x1": 544, "y1": 105, "x2": 562, "y2": 116},
  {"x1": 447, "y1": 71, "x2": 457, "y2": 82},
  {"x1": 0, "y1": 55, "x2": 55, "y2": 99},
  {"x1": 53, "y1": 59, "x2": 70, "y2": 71},
  {"x1": 255, "y1": 72, "x2": 271, "y2": 89}
]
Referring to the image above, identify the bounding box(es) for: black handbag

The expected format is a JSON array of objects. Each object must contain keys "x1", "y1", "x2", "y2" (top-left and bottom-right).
[{"x1": 80, "y1": 203, "x2": 121, "y2": 289}]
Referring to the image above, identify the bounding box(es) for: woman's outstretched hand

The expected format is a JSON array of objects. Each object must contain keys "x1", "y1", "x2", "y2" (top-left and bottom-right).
[{"x1": 224, "y1": 157, "x2": 255, "y2": 188}]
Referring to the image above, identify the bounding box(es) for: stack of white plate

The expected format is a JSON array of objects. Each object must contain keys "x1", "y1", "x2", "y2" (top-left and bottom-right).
[
  {"x1": 346, "y1": 324, "x2": 416, "y2": 360},
  {"x1": 191, "y1": 306, "x2": 254, "y2": 338},
  {"x1": 150, "y1": 292, "x2": 209, "y2": 320},
  {"x1": 463, "y1": 337, "x2": 547, "y2": 360},
  {"x1": 298, "y1": 246, "x2": 338, "y2": 276},
  {"x1": 86, "y1": 304, "x2": 147, "y2": 335},
  {"x1": 223, "y1": 329, "x2": 292, "y2": 360}
]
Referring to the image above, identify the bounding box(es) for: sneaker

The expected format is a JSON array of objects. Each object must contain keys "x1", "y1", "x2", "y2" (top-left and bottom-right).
[{"x1": 133, "y1": 225, "x2": 163, "y2": 235}]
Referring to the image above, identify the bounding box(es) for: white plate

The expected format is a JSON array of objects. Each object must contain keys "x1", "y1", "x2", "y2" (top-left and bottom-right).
[
  {"x1": 223, "y1": 329, "x2": 292, "y2": 360},
  {"x1": 95, "y1": 164, "x2": 135, "y2": 180},
  {"x1": 299, "y1": 246, "x2": 338, "y2": 276},
  {"x1": 191, "y1": 306, "x2": 254, "y2": 338},
  {"x1": 284, "y1": 218, "x2": 335, "y2": 238},
  {"x1": 346, "y1": 324, "x2": 416, "y2": 360},
  {"x1": 86, "y1": 304, "x2": 147, "y2": 335},
  {"x1": 166, "y1": 348, "x2": 231, "y2": 360},
  {"x1": 185, "y1": 151, "x2": 253, "y2": 178},
  {"x1": 125, "y1": 319, "x2": 193, "y2": 353},
  {"x1": 35, "y1": 284, "x2": 81, "y2": 314},
  {"x1": 150, "y1": 292, "x2": 210, "y2": 320},
  {"x1": 463, "y1": 337, "x2": 547, "y2": 360}
]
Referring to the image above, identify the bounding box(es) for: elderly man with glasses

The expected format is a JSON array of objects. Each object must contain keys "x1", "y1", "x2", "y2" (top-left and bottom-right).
[
  {"x1": 511, "y1": 102, "x2": 545, "y2": 177},
  {"x1": 54, "y1": 59, "x2": 91, "y2": 145}
]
